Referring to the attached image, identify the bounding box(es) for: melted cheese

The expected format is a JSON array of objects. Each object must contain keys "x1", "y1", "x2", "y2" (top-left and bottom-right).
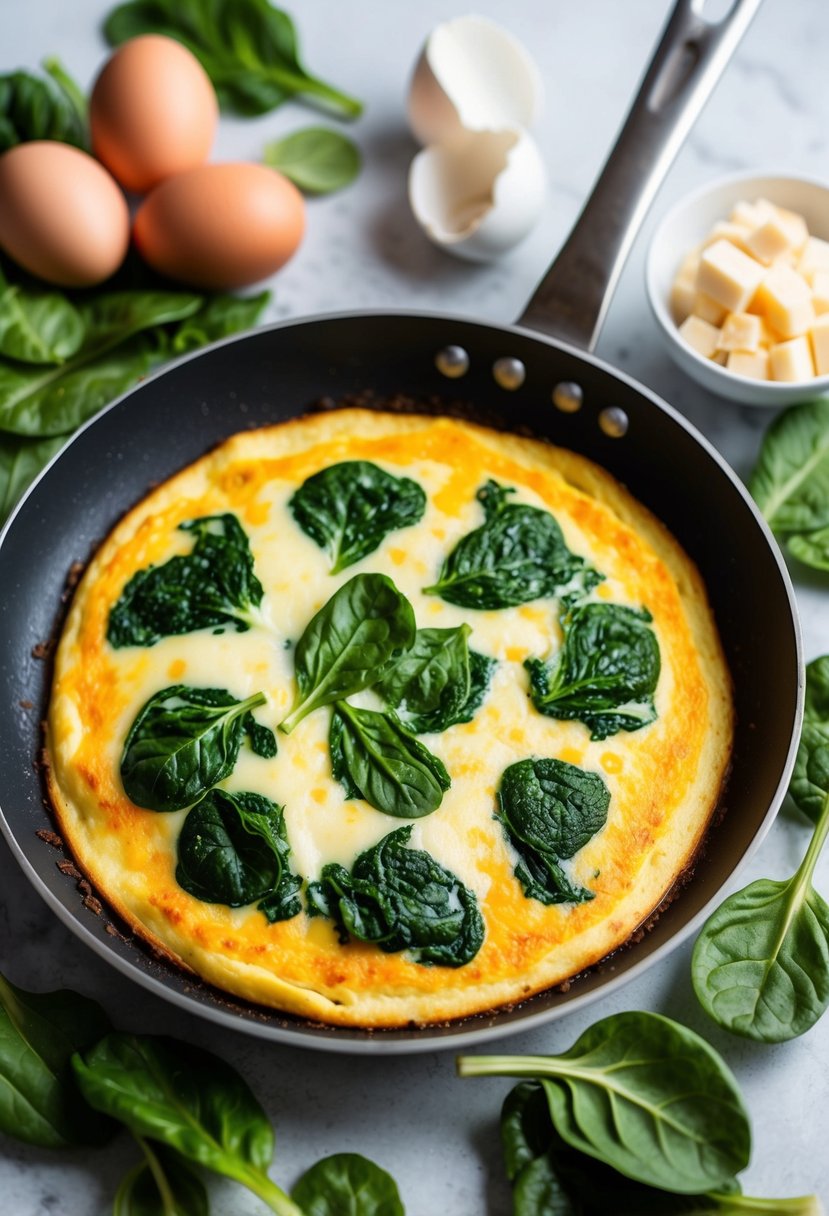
[{"x1": 47, "y1": 411, "x2": 733, "y2": 1027}]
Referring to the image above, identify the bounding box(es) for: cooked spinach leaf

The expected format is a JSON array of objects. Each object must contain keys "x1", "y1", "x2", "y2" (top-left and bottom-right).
[
  {"x1": 496, "y1": 758, "x2": 610, "y2": 905},
  {"x1": 0, "y1": 59, "x2": 87, "y2": 151},
  {"x1": 378, "y1": 624, "x2": 471, "y2": 715},
  {"x1": 104, "y1": 0, "x2": 362, "y2": 119},
  {"x1": 404, "y1": 649, "x2": 496, "y2": 735},
  {"x1": 0, "y1": 263, "x2": 84, "y2": 364},
  {"x1": 72, "y1": 1034, "x2": 304, "y2": 1216},
  {"x1": 114, "y1": 1139, "x2": 208, "y2": 1216},
  {"x1": 458, "y1": 1010, "x2": 751, "y2": 1196},
  {"x1": 329, "y1": 702, "x2": 450, "y2": 818},
  {"x1": 176, "y1": 789, "x2": 301, "y2": 919},
  {"x1": 525, "y1": 602, "x2": 660, "y2": 741},
  {"x1": 693, "y1": 655, "x2": 829, "y2": 1043},
  {"x1": 264, "y1": 127, "x2": 361, "y2": 195},
  {"x1": 0, "y1": 972, "x2": 114, "y2": 1149},
  {"x1": 424, "y1": 480, "x2": 600, "y2": 610},
  {"x1": 108, "y1": 514, "x2": 265, "y2": 648},
  {"x1": 281, "y1": 573, "x2": 415, "y2": 733},
  {"x1": 289, "y1": 460, "x2": 426, "y2": 574},
  {"x1": 306, "y1": 825, "x2": 484, "y2": 967},
  {"x1": 291, "y1": 1153, "x2": 404, "y2": 1216},
  {"x1": 120, "y1": 685, "x2": 274, "y2": 812}
]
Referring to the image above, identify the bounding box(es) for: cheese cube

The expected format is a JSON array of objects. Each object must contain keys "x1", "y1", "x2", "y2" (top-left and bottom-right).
[
  {"x1": 812, "y1": 270, "x2": 829, "y2": 315},
  {"x1": 703, "y1": 220, "x2": 753, "y2": 254},
  {"x1": 799, "y1": 236, "x2": 829, "y2": 281},
  {"x1": 759, "y1": 200, "x2": 809, "y2": 254},
  {"x1": 693, "y1": 292, "x2": 727, "y2": 326},
  {"x1": 745, "y1": 216, "x2": 798, "y2": 265},
  {"x1": 717, "y1": 312, "x2": 762, "y2": 353},
  {"x1": 712, "y1": 349, "x2": 728, "y2": 366},
  {"x1": 727, "y1": 350, "x2": 769, "y2": 379},
  {"x1": 678, "y1": 314, "x2": 720, "y2": 359},
  {"x1": 697, "y1": 240, "x2": 765, "y2": 313},
  {"x1": 753, "y1": 265, "x2": 814, "y2": 338},
  {"x1": 670, "y1": 252, "x2": 699, "y2": 323},
  {"x1": 769, "y1": 336, "x2": 815, "y2": 381},
  {"x1": 809, "y1": 315, "x2": 829, "y2": 375},
  {"x1": 730, "y1": 199, "x2": 775, "y2": 229}
]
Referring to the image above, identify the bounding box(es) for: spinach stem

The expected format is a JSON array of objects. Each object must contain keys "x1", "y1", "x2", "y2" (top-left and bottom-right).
[
  {"x1": 710, "y1": 1196, "x2": 823, "y2": 1213},
  {"x1": 236, "y1": 1166, "x2": 305, "y2": 1216},
  {"x1": 136, "y1": 1136, "x2": 178, "y2": 1215},
  {"x1": 796, "y1": 789, "x2": 829, "y2": 889}
]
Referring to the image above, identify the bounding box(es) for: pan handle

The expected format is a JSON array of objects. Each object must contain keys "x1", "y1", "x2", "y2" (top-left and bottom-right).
[{"x1": 516, "y1": 0, "x2": 763, "y2": 350}]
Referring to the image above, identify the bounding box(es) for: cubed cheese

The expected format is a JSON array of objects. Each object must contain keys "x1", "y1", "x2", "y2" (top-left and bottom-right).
[
  {"x1": 693, "y1": 292, "x2": 727, "y2": 326},
  {"x1": 762, "y1": 201, "x2": 809, "y2": 254},
  {"x1": 809, "y1": 315, "x2": 829, "y2": 375},
  {"x1": 727, "y1": 350, "x2": 769, "y2": 379},
  {"x1": 799, "y1": 236, "x2": 829, "y2": 281},
  {"x1": 678, "y1": 314, "x2": 720, "y2": 359},
  {"x1": 769, "y1": 336, "x2": 815, "y2": 381},
  {"x1": 752, "y1": 264, "x2": 815, "y2": 339},
  {"x1": 697, "y1": 239, "x2": 765, "y2": 313},
  {"x1": 812, "y1": 270, "x2": 829, "y2": 315},
  {"x1": 745, "y1": 216, "x2": 797, "y2": 265},
  {"x1": 717, "y1": 312, "x2": 762, "y2": 352},
  {"x1": 730, "y1": 199, "x2": 775, "y2": 229},
  {"x1": 669, "y1": 251, "x2": 699, "y2": 323},
  {"x1": 703, "y1": 220, "x2": 753, "y2": 254}
]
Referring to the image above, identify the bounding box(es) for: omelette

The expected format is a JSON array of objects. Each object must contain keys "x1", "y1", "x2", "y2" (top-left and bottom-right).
[{"x1": 46, "y1": 409, "x2": 733, "y2": 1027}]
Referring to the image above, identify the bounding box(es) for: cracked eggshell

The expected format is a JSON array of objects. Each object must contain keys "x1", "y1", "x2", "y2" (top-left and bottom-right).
[
  {"x1": 408, "y1": 127, "x2": 546, "y2": 262},
  {"x1": 407, "y1": 14, "x2": 543, "y2": 147}
]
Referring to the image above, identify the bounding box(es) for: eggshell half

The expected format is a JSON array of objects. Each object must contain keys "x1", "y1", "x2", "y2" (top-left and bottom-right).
[
  {"x1": 0, "y1": 141, "x2": 129, "y2": 286},
  {"x1": 91, "y1": 34, "x2": 218, "y2": 195},
  {"x1": 133, "y1": 163, "x2": 305, "y2": 289}
]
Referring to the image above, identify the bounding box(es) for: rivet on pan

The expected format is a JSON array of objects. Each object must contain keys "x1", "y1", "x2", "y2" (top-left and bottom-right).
[
  {"x1": 599, "y1": 406, "x2": 629, "y2": 438},
  {"x1": 493, "y1": 357, "x2": 526, "y2": 390},
  {"x1": 435, "y1": 345, "x2": 470, "y2": 378},
  {"x1": 552, "y1": 381, "x2": 583, "y2": 413}
]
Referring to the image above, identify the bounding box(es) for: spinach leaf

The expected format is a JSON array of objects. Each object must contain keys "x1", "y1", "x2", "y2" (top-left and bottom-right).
[
  {"x1": 291, "y1": 1153, "x2": 404, "y2": 1216},
  {"x1": 378, "y1": 624, "x2": 470, "y2": 716},
  {"x1": 170, "y1": 290, "x2": 269, "y2": 354},
  {"x1": 306, "y1": 825, "x2": 484, "y2": 967},
  {"x1": 176, "y1": 789, "x2": 301, "y2": 920},
  {"x1": 424, "y1": 480, "x2": 600, "y2": 610},
  {"x1": 104, "y1": 0, "x2": 362, "y2": 119},
  {"x1": 458, "y1": 1010, "x2": 751, "y2": 1195},
  {"x1": 0, "y1": 264, "x2": 84, "y2": 363},
  {"x1": 264, "y1": 127, "x2": 361, "y2": 194},
  {"x1": 525, "y1": 603, "x2": 660, "y2": 741},
  {"x1": 330, "y1": 702, "x2": 450, "y2": 818},
  {"x1": 0, "y1": 432, "x2": 64, "y2": 525},
  {"x1": 0, "y1": 972, "x2": 114, "y2": 1149},
  {"x1": 792, "y1": 655, "x2": 829, "y2": 823},
  {"x1": 496, "y1": 758, "x2": 610, "y2": 905},
  {"x1": 289, "y1": 461, "x2": 427, "y2": 574},
  {"x1": 281, "y1": 574, "x2": 416, "y2": 733},
  {"x1": 0, "y1": 59, "x2": 87, "y2": 151},
  {"x1": 114, "y1": 1140, "x2": 208, "y2": 1216},
  {"x1": 72, "y1": 1034, "x2": 304, "y2": 1216},
  {"x1": 107, "y1": 513, "x2": 265, "y2": 648},
  {"x1": 404, "y1": 649, "x2": 496, "y2": 734},
  {"x1": 120, "y1": 685, "x2": 273, "y2": 812},
  {"x1": 788, "y1": 525, "x2": 829, "y2": 571}
]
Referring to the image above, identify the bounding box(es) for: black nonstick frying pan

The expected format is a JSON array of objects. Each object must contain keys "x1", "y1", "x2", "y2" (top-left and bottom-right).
[{"x1": 0, "y1": 0, "x2": 801, "y2": 1053}]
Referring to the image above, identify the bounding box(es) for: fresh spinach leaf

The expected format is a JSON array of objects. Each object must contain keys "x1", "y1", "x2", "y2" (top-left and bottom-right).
[
  {"x1": 104, "y1": 0, "x2": 362, "y2": 118},
  {"x1": 289, "y1": 461, "x2": 427, "y2": 574},
  {"x1": 114, "y1": 1139, "x2": 208, "y2": 1216},
  {"x1": 0, "y1": 264, "x2": 84, "y2": 363},
  {"x1": 404, "y1": 649, "x2": 496, "y2": 734},
  {"x1": 424, "y1": 480, "x2": 600, "y2": 610},
  {"x1": 0, "y1": 59, "x2": 87, "y2": 151},
  {"x1": 290, "y1": 1153, "x2": 404, "y2": 1216},
  {"x1": 281, "y1": 573, "x2": 416, "y2": 733},
  {"x1": 0, "y1": 972, "x2": 114, "y2": 1149},
  {"x1": 789, "y1": 525, "x2": 829, "y2": 571},
  {"x1": 458, "y1": 1010, "x2": 751, "y2": 1196},
  {"x1": 170, "y1": 290, "x2": 270, "y2": 354},
  {"x1": 525, "y1": 602, "x2": 660, "y2": 741},
  {"x1": 378, "y1": 624, "x2": 470, "y2": 716},
  {"x1": 0, "y1": 432, "x2": 64, "y2": 525},
  {"x1": 72, "y1": 1034, "x2": 304, "y2": 1216},
  {"x1": 264, "y1": 127, "x2": 361, "y2": 194},
  {"x1": 329, "y1": 702, "x2": 450, "y2": 818},
  {"x1": 496, "y1": 758, "x2": 610, "y2": 905},
  {"x1": 693, "y1": 656, "x2": 829, "y2": 1043},
  {"x1": 176, "y1": 789, "x2": 301, "y2": 920},
  {"x1": 120, "y1": 685, "x2": 273, "y2": 812},
  {"x1": 108, "y1": 513, "x2": 265, "y2": 648},
  {"x1": 306, "y1": 825, "x2": 484, "y2": 967}
]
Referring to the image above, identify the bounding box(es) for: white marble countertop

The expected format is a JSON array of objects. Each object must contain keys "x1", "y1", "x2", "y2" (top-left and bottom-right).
[{"x1": 2, "y1": 0, "x2": 828, "y2": 1211}]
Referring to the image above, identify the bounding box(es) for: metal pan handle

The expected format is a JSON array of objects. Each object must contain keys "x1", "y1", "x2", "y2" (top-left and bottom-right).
[{"x1": 517, "y1": 0, "x2": 763, "y2": 350}]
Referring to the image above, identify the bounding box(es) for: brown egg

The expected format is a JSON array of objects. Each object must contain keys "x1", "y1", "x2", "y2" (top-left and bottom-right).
[
  {"x1": 133, "y1": 163, "x2": 305, "y2": 290},
  {"x1": 0, "y1": 141, "x2": 129, "y2": 287},
  {"x1": 91, "y1": 34, "x2": 218, "y2": 194}
]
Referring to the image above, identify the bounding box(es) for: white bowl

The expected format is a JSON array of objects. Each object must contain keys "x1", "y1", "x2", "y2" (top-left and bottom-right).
[{"x1": 646, "y1": 171, "x2": 829, "y2": 407}]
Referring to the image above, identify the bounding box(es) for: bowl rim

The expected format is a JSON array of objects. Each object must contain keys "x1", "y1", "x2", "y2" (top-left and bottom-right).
[{"x1": 645, "y1": 168, "x2": 829, "y2": 399}]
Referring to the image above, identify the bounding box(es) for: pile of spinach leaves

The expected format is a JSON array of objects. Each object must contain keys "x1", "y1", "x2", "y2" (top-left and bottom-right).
[
  {"x1": 0, "y1": 58, "x2": 86, "y2": 151},
  {"x1": 0, "y1": 967, "x2": 403, "y2": 1214}
]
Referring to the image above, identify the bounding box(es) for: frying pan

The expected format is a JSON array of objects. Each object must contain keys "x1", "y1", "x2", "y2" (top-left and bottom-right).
[{"x1": 0, "y1": 0, "x2": 802, "y2": 1053}]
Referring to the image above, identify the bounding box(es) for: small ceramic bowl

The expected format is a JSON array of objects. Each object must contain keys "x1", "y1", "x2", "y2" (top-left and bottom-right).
[{"x1": 646, "y1": 171, "x2": 829, "y2": 406}]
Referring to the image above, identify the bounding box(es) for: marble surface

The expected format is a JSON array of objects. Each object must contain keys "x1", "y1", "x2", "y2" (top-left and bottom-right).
[{"x1": 2, "y1": 0, "x2": 829, "y2": 1211}]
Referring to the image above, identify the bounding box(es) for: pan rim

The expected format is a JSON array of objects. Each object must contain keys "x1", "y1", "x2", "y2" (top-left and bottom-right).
[{"x1": 0, "y1": 308, "x2": 805, "y2": 1053}]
